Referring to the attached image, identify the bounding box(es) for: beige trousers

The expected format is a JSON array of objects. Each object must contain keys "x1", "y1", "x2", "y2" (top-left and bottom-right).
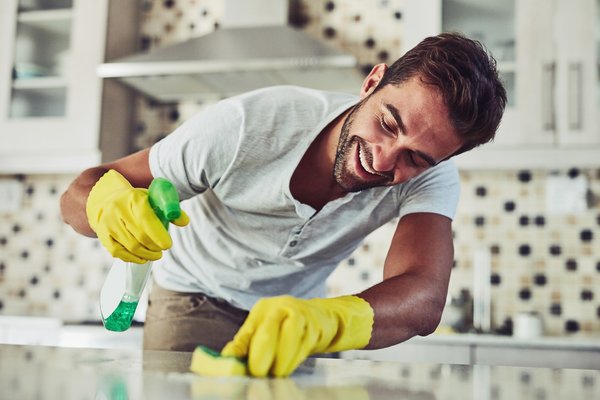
[{"x1": 143, "y1": 282, "x2": 249, "y2": 352}]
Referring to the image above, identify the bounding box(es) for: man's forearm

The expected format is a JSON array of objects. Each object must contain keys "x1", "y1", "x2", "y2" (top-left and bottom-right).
[
  {"x1": 357, "y1": 272, "x2": 448, "y2": 349},
  {"x1": 60, "y1": 167, "x2": 109, "y2": 237}
]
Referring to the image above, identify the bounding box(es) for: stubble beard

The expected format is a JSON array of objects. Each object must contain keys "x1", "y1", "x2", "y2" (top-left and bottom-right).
[{"x1": 333, "y1": 100, "x2": 392, "y2": 192}]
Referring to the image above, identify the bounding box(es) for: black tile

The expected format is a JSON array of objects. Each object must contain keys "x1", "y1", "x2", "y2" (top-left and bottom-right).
[
  {"x1": 550, "y1": 303, "x2": 562, "y2": 316},
  {"x1": 0, "y1": 300, "x2": 3, "y2": 310},
  {"x1": 323, "y1": 26, "x2": 336, "y2": 38},
  {"x1": 549, "y1": 245, "x2": 562, "y2": 256},
  {"x1": 533, "y1": 273, "x2": 547, "y2": 286},
  {"x1": 163, "y1": 0, "x2": 175, "y2": 8},
  {"x1": 475, "y1": 186, "x2": 487, "y2": 197},
  {"x1": 135, "y1": 122, "x2": 146, "y2": 133},
  {"x1": 581, "y1": 289, "x2": 594, "y2": 301},
  {"x1": 490, "y1": 244, "x2": 500, "y2": 255},
  {"x1": 45, "y1": 239, "x2": 54, "y2": 248},
  {"x1": 393, "y1": 11, "x2": 402, "y2": 19},
  {"x1": 565, "y1": 319, "x2": 580, "y2": 333},
  {"x1": 518, "y1": 244, "x2": 531, "y2": 257},
  {"x1": 474, "y1": 216, "x2": 485, "y2": 226},
  {"x1": 518, "y1": 287, "x2": 532, "y2": 300},
  {"x1": 490, "y1": 273, "x2": 501, "y2": 285},
  {"x1": 364, "y1": 38, "x2": 376, "y2": 48},
  {"x1": 20, "y1": 250, "x2": 29, "y2": 259},
  {"x1": 567, "y1": 168, "x2": 580, "y2": 179},
  {"x1": 583, "y1": 375, "x2": 595, "y2": 388},
  {"x1": 53, "y1": 290, "x2": 61, "y2": 299},
  {"x1": 12, "y1": 224, "x2": 21, "y2": 233},
  {"x1": 503, "y1": 201, "x2": 516, "y2": 212},
  {"x1": 324, "y1": 1, "x2": 335, "y2": 11},
  {"x1": 377, "y1": 50, "x2": 389, "y2": 62},
  {"x1": 347, "y1": 257, "x2": 356, "y2": 266},
  {"x1": 139, "y1": 35, "x2": 152, "y2": 52},
  {"x1": 517, "y1": 170, "x2": 532, "y2": 183},
  {"x1": 519, "y1": 215, "x2": 529, "y2": 226},
  {"x1": 596, "y1": 261, "x2": 600, "y2": 272},
  {"x1": 534, "y1": 216, "x2": 546, "y2": 226},
  {"x1": 360, "y1": 272, "x2": 370, "y2": 281},
  {"x1": 580, "y1": 229, "x2": 593, "y2": 242},
  {"x1": 168, "y1": 108, "x2": 179, "y2": 122},
  {"x1": 0, "y1": 237, "x2": 6, "y2": 246},
  {"x1": 565, "y1": 259, "x2": 578, "y2": 271},
  {"x1": 30, "y1": 276, "x2": 38, "y2": 285}
]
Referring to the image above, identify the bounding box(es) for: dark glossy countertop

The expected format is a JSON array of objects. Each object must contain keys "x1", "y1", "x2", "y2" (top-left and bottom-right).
[{"x1": 1, "y1": 344, "x2": 599, "y2": 399}]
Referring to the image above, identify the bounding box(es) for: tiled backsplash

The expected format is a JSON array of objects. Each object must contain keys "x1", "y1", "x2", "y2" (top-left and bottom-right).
[{"x1": 1, "y1": 0, "x2": 599, "y2": 336}]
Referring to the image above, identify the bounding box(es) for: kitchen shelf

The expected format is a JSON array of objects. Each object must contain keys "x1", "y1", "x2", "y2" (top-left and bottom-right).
[
  {"x1": 17, "y1": 9, "x2": 72, "y2": 35},
  {"x1": 12, "y1": 76, "x2": 66, "y2": 89}
]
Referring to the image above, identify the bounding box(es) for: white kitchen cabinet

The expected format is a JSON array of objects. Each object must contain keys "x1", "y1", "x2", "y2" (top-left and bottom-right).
[
  {"x1": 403, "y1": 0, "x2": 600, "y2": 169},
  {"x1": 0, "y1": 0, "x2": 108, "y2": 173}
]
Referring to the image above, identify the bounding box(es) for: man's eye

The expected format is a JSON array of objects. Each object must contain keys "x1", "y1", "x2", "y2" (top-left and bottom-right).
[{"x1": 379, "y1": 116, "x2": 395, "y2": 135}]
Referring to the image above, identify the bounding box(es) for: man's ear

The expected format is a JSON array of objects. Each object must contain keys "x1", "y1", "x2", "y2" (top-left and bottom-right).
[{"x1": 360, "y1": 63, "x2": 388, "y2": 99}]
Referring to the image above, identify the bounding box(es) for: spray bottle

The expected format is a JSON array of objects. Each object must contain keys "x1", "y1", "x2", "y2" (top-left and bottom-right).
[{"x1": 99, "y1": 178, "x2": 181, "y2": 332}]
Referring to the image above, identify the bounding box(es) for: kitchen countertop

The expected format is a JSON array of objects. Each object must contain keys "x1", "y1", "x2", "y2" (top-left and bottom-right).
[
  {"x1": 1, "y1": 344, "x2": 599, "y2": 400},
  {"x1": 412, "y1": 332, "x2": 600, "y2": 350}
]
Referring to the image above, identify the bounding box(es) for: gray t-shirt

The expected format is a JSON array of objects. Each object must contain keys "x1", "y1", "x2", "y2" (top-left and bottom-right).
[{"x1": 149, "y1": 85, "x2": 460, "y2": 310}]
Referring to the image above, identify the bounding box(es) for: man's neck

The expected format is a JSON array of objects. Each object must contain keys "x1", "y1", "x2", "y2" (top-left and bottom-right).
[{"x1": 289, "y1": 109, "x2": 350, "y2": 211}]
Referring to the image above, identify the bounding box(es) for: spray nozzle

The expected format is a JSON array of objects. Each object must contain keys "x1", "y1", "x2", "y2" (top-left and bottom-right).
[{"x1": 148, "y1": 178, "x2": 181, "y2": 228}]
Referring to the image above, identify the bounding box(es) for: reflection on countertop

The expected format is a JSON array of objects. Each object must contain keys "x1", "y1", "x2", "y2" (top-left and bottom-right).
[
  {"x1": 0, "y1": 316, "x2": 143, "y2": 349},
  {"x1": 0, "y1": 344, "x2": 599, "y2": 400}
]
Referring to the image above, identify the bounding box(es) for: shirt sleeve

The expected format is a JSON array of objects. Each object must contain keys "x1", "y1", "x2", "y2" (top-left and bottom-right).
[
  {"x1": 397, "y1": 160, "x2": 461, "y2": 220},
  {"x1": 149, "y1": 98, "x2": 242, "y2": 201}
]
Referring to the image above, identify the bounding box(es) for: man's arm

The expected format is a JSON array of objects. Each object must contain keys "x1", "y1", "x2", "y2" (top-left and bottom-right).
[
  {"x1": 60, "y1": 148, "x2": 153, "y2": 237},
  {"x1": 358, "y1": 212, "x2": 454, "y2": 349}
]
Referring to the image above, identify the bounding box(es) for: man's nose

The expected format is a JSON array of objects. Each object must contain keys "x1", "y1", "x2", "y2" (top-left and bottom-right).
[{"x1": 371, "y1": 143, "x2": 400, "y2": 173}]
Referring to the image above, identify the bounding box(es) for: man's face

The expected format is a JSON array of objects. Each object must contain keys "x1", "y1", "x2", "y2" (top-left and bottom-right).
[{"x1": 333, "y1": 76, "x2": 463, "y2": 192}]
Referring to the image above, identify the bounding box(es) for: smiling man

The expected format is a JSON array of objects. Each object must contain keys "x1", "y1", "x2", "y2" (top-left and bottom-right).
[{"x1": 61, "y1": 33, "x2": 506, "y2": 377}]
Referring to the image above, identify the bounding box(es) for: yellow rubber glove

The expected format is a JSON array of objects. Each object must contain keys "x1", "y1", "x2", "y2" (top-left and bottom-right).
[
  {"x1": 221, "y1": 295, "x2": 374, "y2": 377},
  {"x1": 86, "y1": 169, "x2": 189, "y2": 263}
]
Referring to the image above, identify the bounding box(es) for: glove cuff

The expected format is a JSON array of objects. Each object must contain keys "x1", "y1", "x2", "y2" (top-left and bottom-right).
[
  {"x1": 315, "y1": 295, "x2": 374, "y2": 353},
  {"x1": 86, "y1": 169, "x2": 133, "y2": 231}
]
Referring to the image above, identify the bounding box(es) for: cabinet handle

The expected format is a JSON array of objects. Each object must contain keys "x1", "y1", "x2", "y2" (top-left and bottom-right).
[
  {"x1": 568, "y1": 63, "x2": 582, "y2": 131},
  {"x1": 542, "y1": 63, "x2": 555, "y2": 131}
]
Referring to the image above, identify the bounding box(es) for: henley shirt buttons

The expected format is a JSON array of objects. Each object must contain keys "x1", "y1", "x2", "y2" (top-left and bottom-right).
[{"x1": 289, "y1": 240, "x2": 298, "y2": 247}]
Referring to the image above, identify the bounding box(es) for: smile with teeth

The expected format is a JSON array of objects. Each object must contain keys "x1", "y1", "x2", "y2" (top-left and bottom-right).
[{"x1": 357, "y1": 142, "x2": 386, "y2": 177}]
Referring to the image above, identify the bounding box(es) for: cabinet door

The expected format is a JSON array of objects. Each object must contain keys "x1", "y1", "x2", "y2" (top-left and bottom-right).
[
  {"x1": 554, "y1": 0, "x2": 600, "y2": 145},
  {"x1": 443, "y1": 0, "x2": 523, "y2": 146},
  {"x1": 0, "y1": 0, "x2": 107, "y2": 170}
]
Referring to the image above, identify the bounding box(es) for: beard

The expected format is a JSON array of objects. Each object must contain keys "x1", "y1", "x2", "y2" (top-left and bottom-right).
[{"x1": 333, "y1": 99, "x2": 394, "y2": 192}]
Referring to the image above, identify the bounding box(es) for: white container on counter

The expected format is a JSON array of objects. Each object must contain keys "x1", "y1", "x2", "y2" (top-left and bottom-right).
[{"x1": 514, "y1": 311, "x2": 544, "y2": 339}]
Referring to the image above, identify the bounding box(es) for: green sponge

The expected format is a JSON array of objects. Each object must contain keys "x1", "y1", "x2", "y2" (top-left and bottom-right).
[{"x1": 190, "y1": 345, "x2": 248, "y2": 377}]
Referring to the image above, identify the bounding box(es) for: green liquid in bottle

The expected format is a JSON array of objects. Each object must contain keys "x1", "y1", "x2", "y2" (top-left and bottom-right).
[{"x1": 103, "y1": 300, "x2": 139, "y2": 332}]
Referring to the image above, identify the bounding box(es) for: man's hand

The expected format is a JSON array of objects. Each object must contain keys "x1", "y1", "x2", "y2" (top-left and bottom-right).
[
  {"x1": 221, "y1": 295, "x2": 374, "y2": 377},
  {"x1": 86, "y1": 169, "x2": 189, "y2": 263}
]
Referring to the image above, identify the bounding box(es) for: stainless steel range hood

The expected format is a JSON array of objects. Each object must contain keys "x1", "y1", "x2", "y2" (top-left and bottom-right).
[{"x1": 97, "y1": 0, "x2": 364, "y2": 102}]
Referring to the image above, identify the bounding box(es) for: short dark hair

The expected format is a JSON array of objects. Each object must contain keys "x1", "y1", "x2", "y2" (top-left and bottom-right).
[{"x1": 375, "y1": 32, "x2": 507, "y2": 155}]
